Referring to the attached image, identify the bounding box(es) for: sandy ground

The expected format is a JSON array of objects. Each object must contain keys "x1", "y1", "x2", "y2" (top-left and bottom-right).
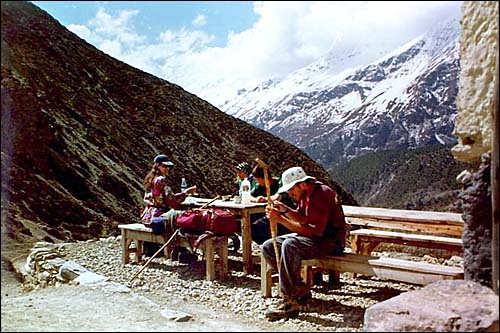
[{"x1": 0, "y1": 261, "x2": 271, "y2": 332}]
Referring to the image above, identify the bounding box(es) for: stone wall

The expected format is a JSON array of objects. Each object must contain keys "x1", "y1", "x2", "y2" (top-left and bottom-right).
[
  {"x1": 452, "y1": 1, "x2": 498, "y2": 162},
  {"x1": 452, "y1": 1, "x2": 498, "y2": 290}
]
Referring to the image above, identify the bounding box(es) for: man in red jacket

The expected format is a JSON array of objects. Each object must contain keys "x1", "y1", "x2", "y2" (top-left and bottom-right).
[{"x1": 262, "y1": 166, "x2": 347, "y2": 321}]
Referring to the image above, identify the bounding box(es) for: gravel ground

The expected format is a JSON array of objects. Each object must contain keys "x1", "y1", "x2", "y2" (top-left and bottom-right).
[{"x1": 3, "y1": 236, "x2": 463, "y2": 331}]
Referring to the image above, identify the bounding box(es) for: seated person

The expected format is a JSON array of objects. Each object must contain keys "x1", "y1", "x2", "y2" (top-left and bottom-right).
[
  {"x1": 249, "y1": 164, "x2": 296, "y2": 245},
  {"x1": 229, "y1": 161, "x2": 257, "y2": 252},
  {"x1": 235, "y1": 162, "x2": 257, "y2": 196},
  {"x1": 141, "y1": 154, "x2": 197, "y2": 235}
]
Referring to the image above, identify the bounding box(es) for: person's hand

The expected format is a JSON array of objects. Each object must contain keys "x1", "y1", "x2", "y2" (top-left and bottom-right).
[
  {"x1": 272, "y1": 200, "x2": 288, "y2": 213},
  {"x1": 255, "y1": 195, "x2": 266, "y2": 203},
  {"x1": 266, "y1": 205, "x2": 281, "y2": 222}
]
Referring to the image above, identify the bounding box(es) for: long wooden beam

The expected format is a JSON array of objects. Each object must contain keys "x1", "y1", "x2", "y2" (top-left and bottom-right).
[{"x1": 343, "y1": 205, "x2": 464, "y2": 225}]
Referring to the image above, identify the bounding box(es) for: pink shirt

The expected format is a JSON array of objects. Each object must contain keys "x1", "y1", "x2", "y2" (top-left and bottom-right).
[{"x1": 141, "y1": 175, "x2": 186, "y2": 222}]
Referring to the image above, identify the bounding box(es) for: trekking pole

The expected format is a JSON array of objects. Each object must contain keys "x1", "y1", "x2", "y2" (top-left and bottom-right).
[
  {"x1": 255, "y1": 158, "x2": 280, "y2": 273},
  {"x1": 128, "y1": 228, "x2": 180, "y2": 284}
]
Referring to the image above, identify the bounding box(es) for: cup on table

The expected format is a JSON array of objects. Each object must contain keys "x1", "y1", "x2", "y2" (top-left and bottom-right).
[{"x1": 233, "y1": 196, "x2": 242, "y2": 204}]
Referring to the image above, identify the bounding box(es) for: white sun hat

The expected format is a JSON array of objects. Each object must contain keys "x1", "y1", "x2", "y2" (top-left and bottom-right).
[{"x1": 278, "y1": 166, "x2": 316, "y2": 193}]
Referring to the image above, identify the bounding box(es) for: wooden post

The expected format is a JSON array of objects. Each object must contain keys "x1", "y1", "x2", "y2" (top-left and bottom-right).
[{"x1": 491, "y1": 50, "x2": 499, "y2": 294}]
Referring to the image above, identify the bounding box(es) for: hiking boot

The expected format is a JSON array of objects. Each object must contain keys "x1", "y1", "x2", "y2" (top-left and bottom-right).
[
  {"x1": 178, "y1": 248, "x2": 197, "y2": 263},
  {"x1": 295, "y1": 284, "x2": 312, "y2": 305},
  {"x1": 265, "y1": 295, "x2": 300, "y2": 321}
]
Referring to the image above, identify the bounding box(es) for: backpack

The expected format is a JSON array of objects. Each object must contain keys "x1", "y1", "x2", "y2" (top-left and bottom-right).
[{"x1": 176, "y1": 208, "x2": 238, "y2": 236}]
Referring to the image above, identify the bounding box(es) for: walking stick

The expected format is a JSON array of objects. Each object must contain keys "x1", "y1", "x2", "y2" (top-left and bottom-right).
[
  {"x1": 199, "y1": 195, "x2": 220, "y2": 209},
  {"x1": 128, "y1": 228, "x2": 180, "y2": 284},
  {"x1": 255, "y1": 158, "x2": 280, "y2": 273}
]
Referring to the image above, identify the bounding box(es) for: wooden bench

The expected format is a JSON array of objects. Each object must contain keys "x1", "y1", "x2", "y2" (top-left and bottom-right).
[
  {"x1": 260, "y1": 251, "x2": 464, "y2": 297},
  {"x1": 343, "y1": 205, "x2": 464, "y2": 256},
  {"x1": 118, "y1": 223, "x2": 228, "y2": 281}
]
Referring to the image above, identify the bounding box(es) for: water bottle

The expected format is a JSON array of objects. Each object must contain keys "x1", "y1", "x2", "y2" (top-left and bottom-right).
[
  {"x1": 241, "y1": 178, "x2": 251, "y2": 204},
  {"x1": 181, "y1": 177, "x2": 188, "y2": 193}
]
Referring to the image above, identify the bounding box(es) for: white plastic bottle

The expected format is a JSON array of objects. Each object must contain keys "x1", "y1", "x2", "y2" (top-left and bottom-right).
[
  {"x1": 181, "y1": 177, "x2": 188, "y2": 193},
  {"x1": 241, "y1": 178, "x2": 251, "y2": 204}
]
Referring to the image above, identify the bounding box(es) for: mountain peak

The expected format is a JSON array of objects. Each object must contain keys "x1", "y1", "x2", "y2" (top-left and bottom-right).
[{"x1": 222, "y1": 17, "x2": 460, "y2": 168}]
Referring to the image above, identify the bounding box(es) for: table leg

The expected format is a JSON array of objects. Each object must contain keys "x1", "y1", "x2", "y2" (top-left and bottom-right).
[
  {"x1": 240, "y1": 211, "x2": 253, "y2": 274},
  {"x1": 121, "y1": 229, "x2": 129, "y2": 266}
]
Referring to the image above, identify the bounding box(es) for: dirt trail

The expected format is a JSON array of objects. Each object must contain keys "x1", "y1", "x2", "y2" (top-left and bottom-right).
[{"x1": 0, "y1": 262, "x2": 271, "y2": 332}]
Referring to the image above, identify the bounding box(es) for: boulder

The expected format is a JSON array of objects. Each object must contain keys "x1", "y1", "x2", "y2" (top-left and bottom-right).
[{"x1": 364, "y1": 280, "x2": 499, "y2": 332}]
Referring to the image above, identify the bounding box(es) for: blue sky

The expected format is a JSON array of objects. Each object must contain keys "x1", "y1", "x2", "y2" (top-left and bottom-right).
[
  {"x1": 32, "y1": 1, "x2": 258, "y2": 48},
  {"x1": 31, "y1": 1, "x2": 462, "y2": 106}
]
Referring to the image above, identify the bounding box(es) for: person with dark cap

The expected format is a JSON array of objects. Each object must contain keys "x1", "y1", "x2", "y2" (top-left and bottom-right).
[
  {"x1": 235, "y1": 162, "x2": 256, "y2": 196},
  {"x1": 141, "y1": 154, "x2": 197, "y2": 237},
  {"x1": 261, "y1": 166, "x2": 347, "y2": 321}
]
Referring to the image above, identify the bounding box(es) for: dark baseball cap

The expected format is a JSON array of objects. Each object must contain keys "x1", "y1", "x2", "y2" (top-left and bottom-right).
[{"x1": 153, "y1": 154, "x2": 174, "y2": 167}]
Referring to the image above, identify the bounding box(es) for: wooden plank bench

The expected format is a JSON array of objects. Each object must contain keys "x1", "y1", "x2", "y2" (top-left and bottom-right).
[
  {"x1": 343, "y1": 205, "x2": 464, "y2": 256},
  {"x1": 118, "y1": 223, "x2": 228, "y2": 281},
  {"x1": 260, "y1": 251, "x2": 464, "y2": 297}
]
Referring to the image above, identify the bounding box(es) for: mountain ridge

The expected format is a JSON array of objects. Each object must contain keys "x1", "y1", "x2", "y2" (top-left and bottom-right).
[
  {"x1": 1, "y1": 1, "x2": 356, "y2": 248},
  {"x1": 330, "y1": 144, "x2": 470, "y2": 212},
  {"x1": 222, "y1": 16, "x2": 460, "y2": 168}
]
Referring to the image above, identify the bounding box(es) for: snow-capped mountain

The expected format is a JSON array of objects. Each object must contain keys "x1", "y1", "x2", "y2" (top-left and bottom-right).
[{"x1": 220, "y1": 18, "x2": 460, "y2": 168}]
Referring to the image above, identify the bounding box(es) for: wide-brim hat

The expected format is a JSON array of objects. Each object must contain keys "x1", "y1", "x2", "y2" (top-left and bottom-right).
[
  {"x1": 278, "y1": 166, "x2": 315, "y2": 193},
  {"x1": 154, "y1": 154, "x2": 174, "y2": 167}
]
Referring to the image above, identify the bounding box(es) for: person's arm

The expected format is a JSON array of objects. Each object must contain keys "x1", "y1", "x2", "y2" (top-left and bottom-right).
[
  {"x1": 143, "y1": 191, "x2": 153, "y2": 206},
  {"x1": 267, "y1": 200, "x2": 315, "y2": 236},
  {"x1": 164, "y1": 184, "x2": 197, "y2": 208}
]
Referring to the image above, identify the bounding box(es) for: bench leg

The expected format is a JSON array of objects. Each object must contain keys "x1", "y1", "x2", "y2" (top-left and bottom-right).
[
  {"x1": 121, "y1": 230, "x2": 130, "y2": 265},
  {"x1": 204, "y1": 238, "x2": 216, "y2": 281},
  {"x1": 301, "y1": 265, "x2": 314, "y2": 286},
  {"x1": 135, "y1": 240, "x2": 143, "y2": 262},
  {"x1": 217, "y1": 238, "x2": 228, "y2": 280},
  {"x1": 329, "y1": 271, "x2": 341, "y2": 285},
  {"x1": 261, "y1": 252, "x2": 273, "y2": 297}
]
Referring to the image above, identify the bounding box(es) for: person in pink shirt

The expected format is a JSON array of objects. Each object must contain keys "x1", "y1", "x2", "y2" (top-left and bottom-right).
[
  {"x1": 262, "y1": 166, "x2": 347, "y2": 321},
  {"x1": 141, "y1": 154, "x2": 196, "y2": 236}
]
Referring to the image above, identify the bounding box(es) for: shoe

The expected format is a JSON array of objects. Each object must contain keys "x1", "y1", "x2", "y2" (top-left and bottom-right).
[
  {"x1": 178, "y1": 248, "x2": 197, "y2": 263},
  {"x1": 295, "y1": 284, "x2": 312, "y2": 305},
  {"x1": 229, "y1": 235, "x2": 240, "y2": 252},
  {"x1": 297, "y1": 292, "x2": 312, "y2": 305},
  {"x1": 265, "y1": 295, "x2": 300, "y2": 321}
]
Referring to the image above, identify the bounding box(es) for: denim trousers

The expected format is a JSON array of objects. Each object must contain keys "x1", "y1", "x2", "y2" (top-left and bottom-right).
[{"x1": 261, "y1": 233, "x2": 343, "y2": 298}]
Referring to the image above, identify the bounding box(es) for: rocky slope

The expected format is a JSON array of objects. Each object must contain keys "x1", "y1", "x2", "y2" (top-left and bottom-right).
[{"x1": 1, "y1": 1, "x2": 356, "y2": 255}]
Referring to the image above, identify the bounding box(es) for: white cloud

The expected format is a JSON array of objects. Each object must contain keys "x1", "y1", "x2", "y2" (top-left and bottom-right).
[
  {"x1": 159, "y1": 1, "x2": 462, "y2": 104},
  {"x1": 66, "y1": 1, "x2": 462, "y2": 106},
  {"x1": 67, "y1": 24, "x2": 92, "y2": 40},
  {"x1": 159, "y1": 28, "x2": 214, "y2": 53},
  {"x1": 192, "y1": 14, "x2": 207, "y2": 27}
]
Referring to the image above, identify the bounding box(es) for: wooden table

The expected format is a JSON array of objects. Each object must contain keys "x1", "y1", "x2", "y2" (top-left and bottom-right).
[
  {"x1": 181, "y1": 197, "x2": 267, "y2": 274},
  {"x1": 342, "y1": 205, "x2": 464, "y2": 256}
]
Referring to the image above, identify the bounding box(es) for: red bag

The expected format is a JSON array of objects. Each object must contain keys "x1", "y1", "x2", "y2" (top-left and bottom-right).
[
  {"x1": 175, "y1": 208, "x2": 237, "y2": 235},
  {"x1": 204, "y1": 208, "x2": 238, "y2": 235},
  {"x1": 175, "y1": 209, "x2": 205, "y2": 232}
]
